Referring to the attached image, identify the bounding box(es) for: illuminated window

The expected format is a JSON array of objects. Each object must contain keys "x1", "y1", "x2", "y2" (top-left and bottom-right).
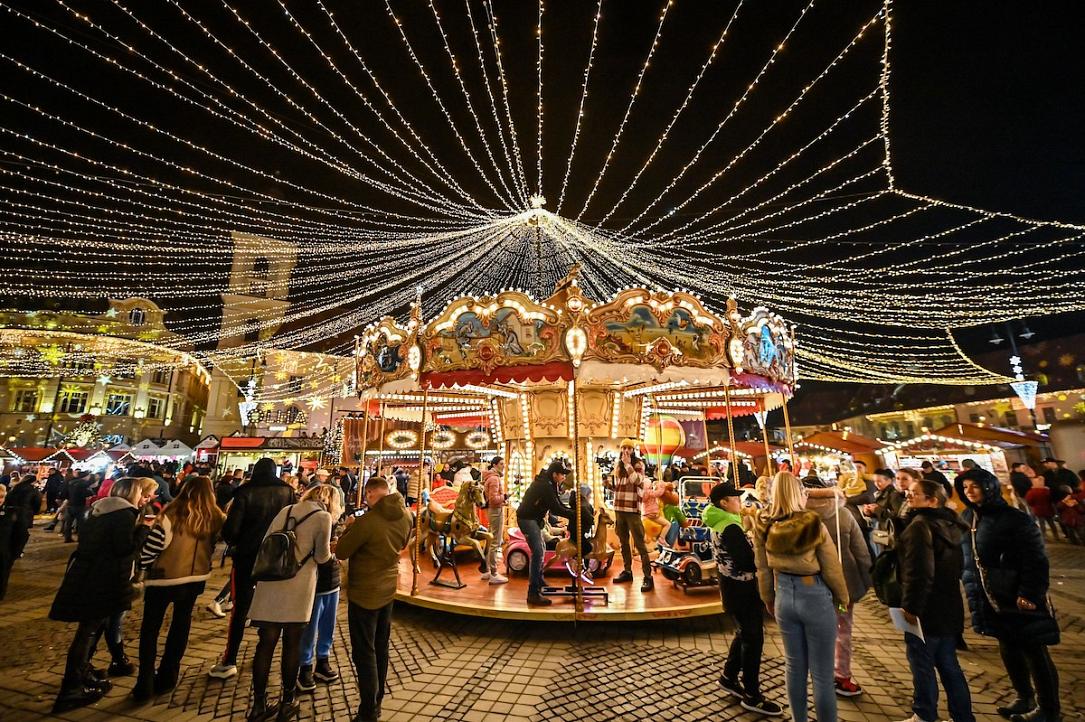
[
  {"x1": 11, "y1": 389, "x2": 38, "y2": 412},
  {"x1": 105, "y1": 393, "x2": 132, "y2": 416},
  {"x1": 151, "y1": 368, "x2": 170, "y2": 385},
  {"x1": 147, "y1": 397, "x2": 164, "y2": 419},
  {"x1": 128, "y1": 307, "x2": 146, "y2": 326},
  {"x1": 58, "y1": 389, "x2": 89, "y2": 414}
]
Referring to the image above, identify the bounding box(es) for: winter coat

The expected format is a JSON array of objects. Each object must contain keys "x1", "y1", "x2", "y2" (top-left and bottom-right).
[
  {"x1": 482, "y1": 469, "x2": 505, "y2": 509},
  {"x1": 1044, "y1": 467, "x2": 1077, "y2": 502},
  {"x1": 806, "y1": 496, "x2": 872, "y2": 604},
  {"x1": 871, "y1": 484, "x2": 905, "y2": 525},
  {"x1": 1056, "y1": 492, "x2": 1084, "y2": 529},
  {"x1": 336, "y1": 492, "x2": 413, "y2": 610},
  {"x1": 704, "y1": 505, "x2": 755, "y2": 582},
  {"x1": 956, "y1": 469, "x2": 1056, "y2": 644},
  {"x1": 898, "y1": 507, "x2": 967, "y2": 637},
  {"x1": 4, "y1": 479, "x2": 41, "y2": 529},
  {"x1": 221, "y1": 476, "x2": 295, "y2": 562},
  {"x1": 248, "y1": 501, "x2": 333, "y2": 624},
  {"x1": 49, "y1": 497, "x2": 148, "y2": 622},
  {"x1": 140, "y1": 513, "x2": 225, "y2": 586},
  {"x1": 751, "y1": 509, "x2": 849, "y2": 609},
  {"x1": 516, "y1": 473, "x2": 575, "y2": 524},
  {"x1": 1025, "y1": 486, "x2": 1054, "y2": 519}
]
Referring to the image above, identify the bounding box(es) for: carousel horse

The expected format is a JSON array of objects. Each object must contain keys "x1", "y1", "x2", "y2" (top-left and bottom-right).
[
  {"x1": 417, "y1": 476, "x2": 493, "y2": 576},
  {"x1": 550, "y1": 507, "x2": 615, "y2": 581}
]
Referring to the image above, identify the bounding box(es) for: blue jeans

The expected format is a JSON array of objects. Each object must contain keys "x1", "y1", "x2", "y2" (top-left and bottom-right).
[
  {"x1": 519, "y1": 518, "x2": 546, "y2": 596},
  {"x1": 775, "y1": 573, "x2": 837, "y2": 722},
  {"x1": 301, "y1": 589, "x2": 339, "y2": 666},
  {"x1": 905, "y1": 633, "x2": 975, "y2": 722}
]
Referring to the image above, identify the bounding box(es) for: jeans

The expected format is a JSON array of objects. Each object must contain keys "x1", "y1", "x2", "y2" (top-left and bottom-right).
[
  {"x1": 89, "y1": 610, "x2": 126, "y2": 664},
  {"x1": 485, "y1": 507, "x2": 504, "y2": 574},
  {"x1": 348, "y1": 601, "x2": 393, "y2": 722},
  {"x1": 614, "y1": 511, "x2": 652, "y2": 577},
  {"x1": 301, "y1": 589, "x2": 339, "y2": 666},
  {"x1": 137, "y1": 582, "x2": 204, "y2": 691},
  {"x1": 720, "y1": 578, "x2": 765, "y2": 697},
  {"x1": 222, "y1": 556, "x2": 256, "y2": 666},
  {"x1": 61, "y1": 617, "x2": 109, "y2": 691},
  {"x1": 835, "y1": 602, "x2": 855, "y2": 679},
  {"x1": 62, "y1": 506, "x2": 86, "y2": 542},
  {"x1": 999, "y1": 638, "x2": 1060, "y2": 716},
  {"x1": 905, "y1": 633, "x2": 975, "y2": 722},
  {"x1": 251, "y1": 623, "x2": 304, "y2": 702},
  {"x1": 519, "y1": 518, "x2": 546, "y2": 596},
  {"x1": 775, "y1": 573, "x2": 837, "y2": 722}
]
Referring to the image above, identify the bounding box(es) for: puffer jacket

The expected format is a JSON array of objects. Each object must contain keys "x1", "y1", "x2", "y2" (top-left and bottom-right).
[
  {"x1": 752, "y1": 509, "x2": 849, "y2": 609},
  {"x1": 956, "y1": 468, "x2": 1054, "y2": 643},
  {"x1": 806, "y1": 495, "x2": 872, "y2": 604},
  {"x1": 49, "y1": 496, "x2": 148, "y2": 622},
  {"x1": 221, "y1": 469, "x2": 295, "y2": 562},
  {"x1": 898, "y1": 507, "x2": 967, "y2": 637}
]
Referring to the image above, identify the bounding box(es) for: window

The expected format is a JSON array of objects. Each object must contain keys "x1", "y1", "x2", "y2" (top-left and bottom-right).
[
  {"x1": 105, "y1": 393, "x2": 132, "y2": 416},
  {"x1": 1004, "y1": 411, "x2": 1018, "y2": 427},
  {"x1": 151, "y1": 368, "x2": 171, "y2": 385},
  {"x1": 287, "y1": 375, "x2": 303, "y2": 394},
  {"x1": 128, "y1": 307, "x2": 146, "y2": 326},
  {"x1": 147, "y1": 397, "x2": 164, "y2": 419},
  {"x1": 1042, "y1": 406, "x2": 1056, "y2": 423},
  {"x1": 969, "y1": 412, "x2": 981, "y2": 424},
  {"x1": 249, "y1": 258, "x2": 271, "y2": 296},
  {"x1": 58, "y1": 389, "x2": 89, "y2": 414},
  {"x1": 11, "y1": 388, "x2": 38, "y2": 413}
]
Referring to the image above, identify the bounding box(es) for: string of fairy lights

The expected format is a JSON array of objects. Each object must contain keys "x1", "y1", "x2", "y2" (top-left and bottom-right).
[{"x1": 0, "y1": 0, "x2": 1082, "y2": 404}]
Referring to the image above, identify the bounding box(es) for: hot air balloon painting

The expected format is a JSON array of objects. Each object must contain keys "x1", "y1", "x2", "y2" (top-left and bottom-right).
[{"x1": 643, "y1": 415, "x2": 685, "y2": 471}]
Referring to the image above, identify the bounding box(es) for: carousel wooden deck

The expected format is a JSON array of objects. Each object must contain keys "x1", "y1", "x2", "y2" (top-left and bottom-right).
[{"x1": 393, "y1": 550, "x2": 723, "y2": 622}]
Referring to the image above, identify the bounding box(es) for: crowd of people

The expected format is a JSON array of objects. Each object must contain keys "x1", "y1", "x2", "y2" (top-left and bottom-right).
[
  {"x1": 0, "y1": 449, "x2": 1078, "y2": 722},
  {"x1": 0, "y1": 458, "x2": 410, "y2": 722}
]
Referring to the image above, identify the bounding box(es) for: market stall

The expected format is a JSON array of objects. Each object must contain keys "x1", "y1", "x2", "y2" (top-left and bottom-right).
[
  {"x1": 879, "y1": 430, "x2": 1013, "y2": 483},
  {"x1": 216, "y1": 435, "x2": 324, "y2": 476},
  {"x1": 792, "y1": 430, "x2": 887, "y2": 481},
  {"x1": 352, "y1": 271, "x2": 797, "y2": 621}
]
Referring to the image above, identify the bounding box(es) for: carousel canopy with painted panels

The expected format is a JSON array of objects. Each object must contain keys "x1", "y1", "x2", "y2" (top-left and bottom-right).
[{"x1": 353, "y1": 273, "x2": 796, "y2": 446}]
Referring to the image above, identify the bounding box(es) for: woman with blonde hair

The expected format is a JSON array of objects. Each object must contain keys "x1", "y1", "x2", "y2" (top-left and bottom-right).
[
  {"x1": 752, "y1": 472, "x2": 849, "y2": 722},
  {"x1": 297, "y1": 484, "x2": 345, "y2": 692},
  {"x1": 49, "y1": 477, "x2": 157, "y2": 713},
  {"x1": 133, "y1": 475, "x2": 226, "y2": 701}
]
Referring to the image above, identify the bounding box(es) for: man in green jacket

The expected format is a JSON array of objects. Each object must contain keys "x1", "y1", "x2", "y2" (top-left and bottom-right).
[{"x1": 336, "y1": 476, "x2": 413, "y2": 722}]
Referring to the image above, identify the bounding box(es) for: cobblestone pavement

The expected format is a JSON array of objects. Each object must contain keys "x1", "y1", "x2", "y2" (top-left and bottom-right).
[{"x1": 1, "y1": 528, "x2": 1082, "y2": 722}]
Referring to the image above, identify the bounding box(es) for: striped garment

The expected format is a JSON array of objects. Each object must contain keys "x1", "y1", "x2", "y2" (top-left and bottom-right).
[{"x1": 139, "y1": 516, "x2": 172, "y2": 569}]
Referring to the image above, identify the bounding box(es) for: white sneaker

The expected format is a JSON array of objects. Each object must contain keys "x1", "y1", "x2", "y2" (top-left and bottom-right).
[
  {"x1": 488, "y1": 573, "x2": 509, "y2": 585},
  {"x1": 208, "y1": 663, "x2": 237, "y2": 680},
  {"x1": 207, "y1": 601, "x2": 226, "y2": 619},
  {"x1": 221, "y1": 600, "x2": 233, "y2": 612},
  {"x1": 894, "y1": 715, "x2": 932, "y2": 722},
  {"x1": 480, "y1": 572, "x2": 491, "y2": 581}
]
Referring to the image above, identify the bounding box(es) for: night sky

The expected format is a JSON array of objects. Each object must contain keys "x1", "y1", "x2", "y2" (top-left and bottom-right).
[{"x1": 0, "y1": 0, "x2": 1081, "y2": 364}]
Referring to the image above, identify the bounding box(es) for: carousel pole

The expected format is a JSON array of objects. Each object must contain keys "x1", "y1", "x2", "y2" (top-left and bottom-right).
[
  {"x1": 723, "y1": 384, "x2": 740, "y2": 485},
  {"x1": 355, "y1": 411, "x2": 370, "y2": 510},
  {"x1": 700, "y1": 415, "x2": 712, "y2": 471},
  {"x1": 411, "y1": 387, "x2": 430, "y2": 596},
  {"x1": 781, "y1": 398, "x2": 797, "y2": 467},
  {"x1": 570, "y1": 379, "x2": 583, "y2": 615},
  {"x1": 376, "y1": 402, "x2": 387, "y2": 477},
  {"x1": 759, "y1": 399, "x2": 774, "y2": 477}
]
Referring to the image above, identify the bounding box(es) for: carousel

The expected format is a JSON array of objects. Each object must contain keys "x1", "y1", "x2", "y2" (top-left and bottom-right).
[{"x1": 348, "y1": 268, "x2": 797, "y2": 621}]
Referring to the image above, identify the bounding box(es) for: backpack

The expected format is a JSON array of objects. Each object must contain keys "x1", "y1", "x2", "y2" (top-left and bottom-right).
[
  {"x1": 251, "y1": 505, "x2": 321, "y2": 583},
  {"x1": 871, "y1": 516, "x2": 903, "y2": 607}
]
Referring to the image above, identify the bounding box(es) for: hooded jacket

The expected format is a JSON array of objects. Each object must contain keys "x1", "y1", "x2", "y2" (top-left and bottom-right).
[
  {"x1": 956, "y1": 468, "x2": 1053, "y2": 641},
  {"x1": 516, "y1": 472, "x2": 574, "y2": 523},
  {"x1": 752, "y1": 509, "x2": 849, "y2": 608},
  {"x1": 49, "y1": 496, "x2": 148, "y2": 622},
  {"x1": 221, "y1": 458, "x2": 295, "y2": 561},
  {"x1": 805, "y1": 495, "x2": 872, "y2": 604},
  {"x1": 898, "y1": 507, "x2": 967, "y2": 636},
  {"x1": 704, "y1": 505, "x2": 755, "y2": 582},
  {"x1": 336, "y1": 491, "x2": 413, "y2": 609}
]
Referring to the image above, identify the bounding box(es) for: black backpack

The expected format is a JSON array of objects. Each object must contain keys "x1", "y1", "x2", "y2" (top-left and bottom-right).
[
  {"x1": 871, "y1": 515, "x2": 906, "y2": 607},
  {"x1": 251, "y1": 505, "x2": 321, "y2": 582}
]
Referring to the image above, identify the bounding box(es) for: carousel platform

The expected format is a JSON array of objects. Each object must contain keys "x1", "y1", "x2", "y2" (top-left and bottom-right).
[{"x1": 393, "y1": 550, "x2": 723, "y2": 622}]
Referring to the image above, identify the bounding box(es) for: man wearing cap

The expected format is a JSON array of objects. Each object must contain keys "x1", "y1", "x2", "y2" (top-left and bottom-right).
[
  {"x1": 516, "y1": 459, "x2": 576, "y2": 606},
  {"x1": 1042, "y1": 457, "x2": 1076, "y2": 503},
  {"x1": 606, "y1": 444, "x2": 655, "y2": 592},
  {"x1": 703, "y1": 482, "x2": 782, "y2": 716}
]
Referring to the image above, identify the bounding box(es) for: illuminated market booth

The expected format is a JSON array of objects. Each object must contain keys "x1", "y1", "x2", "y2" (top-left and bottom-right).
[
  {"x1": 348, "y1": 271, "x2": 797, "y2": 621},
  {"x1": 878, "y1": 422, "x2": 1047, "y2": 483},
  {"x1": 792, "y1": 429, "x2": 887, "y2": 482}
]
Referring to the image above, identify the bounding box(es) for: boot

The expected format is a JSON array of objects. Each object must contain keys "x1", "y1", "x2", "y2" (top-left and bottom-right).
[
  {"x1": 1011, "y1": 709, "x2": 1060, "y2": 722},
  {"x1": 52, "y1": 684, "x2": 105, "y2": 714},
  {"x1": 154, "y1": 670, "x2": 178, "y2": 695},
  {"x1": 131, "y1": 672, "x2": 154, "y2": 703},
  {"x1": 640, "y1": 575, "x2": 654, "y2": 592},
  {"x1": 276, "y1": 697, "x2": 301, "y2": 721},
  {"x1": 314, "y1": 658, "x2": 340, "y2": 683},
  {"x1": 248, "y1": 694, "x2": 273, "y2": 722},
  {"x1": 526, "y1": 593, "x2": 552, "y2": 606},
  {"x1": 613, "y1": 570, "x2": 634, "y2": 583},
  {"x1": 999, "y1": 697, "x2": 1036, "y2": 718},
  {"x1": 297, "y1": 665, "x2": 316, "y2": 693},
  {"x1": 108, "y1": 655, "x2": 134, "y2": 677}
]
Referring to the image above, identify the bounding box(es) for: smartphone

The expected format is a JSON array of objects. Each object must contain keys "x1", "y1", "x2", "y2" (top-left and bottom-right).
[{"x1": 353, "y1": 508, "x2": 367, "y2": 518}]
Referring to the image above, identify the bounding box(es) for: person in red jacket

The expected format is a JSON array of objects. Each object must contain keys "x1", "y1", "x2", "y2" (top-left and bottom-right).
[{"x1": 1024, "y1": 476, "x2": 1057, "y2": 541}]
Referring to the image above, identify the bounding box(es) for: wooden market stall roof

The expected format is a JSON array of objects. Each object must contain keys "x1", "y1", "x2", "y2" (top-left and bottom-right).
[
  {"x1": 9, "y1": 447, "x2": 60, "y2": 462},
  {"x1": 797, "y1": 430, "x2": 886, "y2": 456},
  {"x1": 929, "y1": 423, "x2": 1048, "y2": 449}
]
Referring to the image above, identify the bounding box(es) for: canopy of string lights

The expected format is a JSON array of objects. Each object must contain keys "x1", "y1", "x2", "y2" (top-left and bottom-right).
[{"x1": 1, "y1": 0, "x2": 1082, "y2": 402}]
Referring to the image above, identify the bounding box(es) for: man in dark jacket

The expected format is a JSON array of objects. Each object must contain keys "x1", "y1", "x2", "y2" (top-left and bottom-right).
[
  {"x1": 44, "y1": 468, "x2": 65, "y2": 511},
  {"x1": 4, "y1": 473, "x2": 42, "y2": 560},
  {"x1": 898, "y1": 478, "x2": 974, "y2": 722},
  {"x1": 61, "y1": 472, "x2": 94, "y2": 543},
  {"x1": 920, "y1": 460, "x2": 953, "y2": 498},
  {"x1": 957, "y1": 467, "x2": 1060, "y2": 722},
  {"x1": 516, "y1": 459, "x2": 574, "y2": 606},
  {"x1": 1042, "y1": 457, "x2": 1077, "y2": 503},
  {"x1": 208, "y1": 457, "x2": 294, "y2": 680}
]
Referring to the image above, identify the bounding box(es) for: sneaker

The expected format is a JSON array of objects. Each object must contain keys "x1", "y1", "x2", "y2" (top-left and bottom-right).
[
  {"x1": 222, "y1": 600, "x2": 234, "y2": 613},
  {"x1": 209, "y1": 663, "x2": 238, "y2": 680},
  {"x1": 717, "y1": 674, "x2": 743, "y2": 698},
  {"x1": 998, "y1": 698, "x2": 1037, "y2": 718},
  {"x1": 894, "y1": 715, "x2": 932, "y2": 722},
  {"x1": 480, "y1": 571, "x2": 491, "y2": 581},
  {"x1": 834, "y1": 677, "x2": 863, "y2": 697},
  {"x1": 526, "y1": 593, "x2": 552, "y2": 606},
  {"x1": 489, "y1": 573, "x2": 509, "y2": 585},
  {"x1": 314, "y1": 658, "x2": 340, "y2": 684},
  {"x1": 207, "y1": 600, "x2": 227, "y2": 618},
  {"x1": 296, "y1": 666, "x2": 316, "y2": 693},
  {"x1": 741, "y1": 695, "x2": 784, "y2": 717}
]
